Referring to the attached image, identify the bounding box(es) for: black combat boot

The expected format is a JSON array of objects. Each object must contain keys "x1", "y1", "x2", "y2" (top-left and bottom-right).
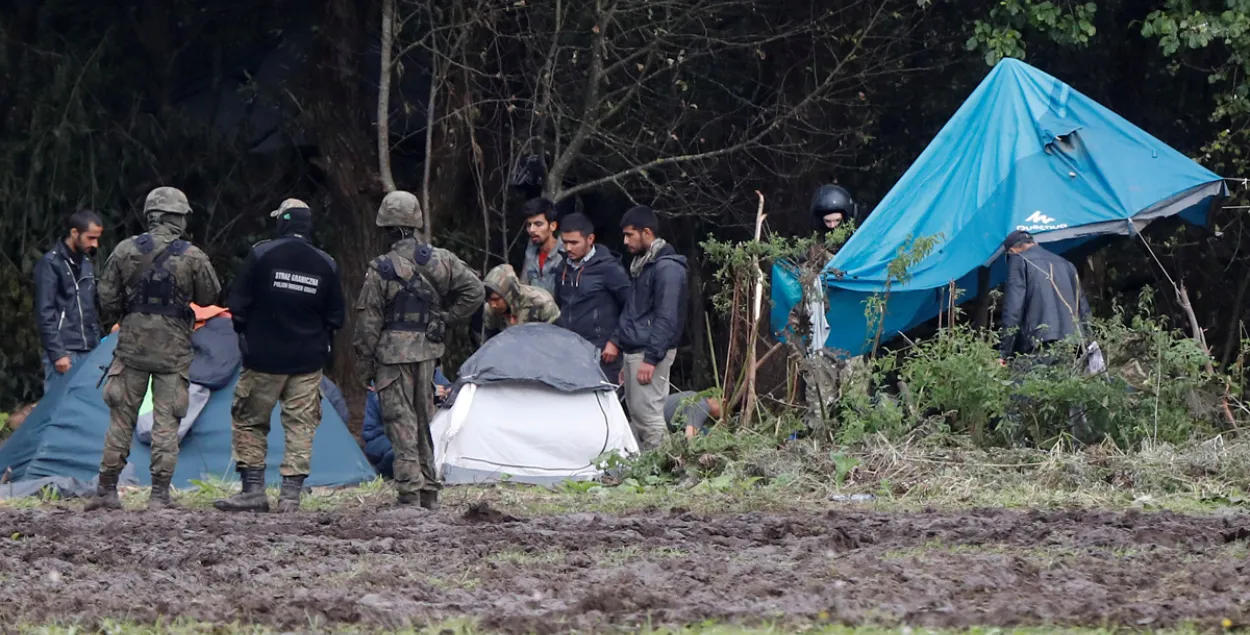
[
  {"x1": 396, "y1": 492, "x2": 420, "y2": 506},
  {"x1": 213, "y1": 468, "x2": 269, "y2": 513},
  {"x1": 419, "y1": 490, "x2": 440, "y2": 511},
  {"x1": 84, "y1": 471, "x2": 123, "y2": 512},
  {"x1": 147, "y1": 474, "x2": 180, "y2": 511},
  {"x1": 276, "y1": 475, "x2": 306, "y2": 513}
]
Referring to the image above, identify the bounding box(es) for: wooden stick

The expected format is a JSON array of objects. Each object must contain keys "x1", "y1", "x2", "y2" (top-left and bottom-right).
[{"x1": 742, "y1": 191, "x2": 767, "y2": 427}]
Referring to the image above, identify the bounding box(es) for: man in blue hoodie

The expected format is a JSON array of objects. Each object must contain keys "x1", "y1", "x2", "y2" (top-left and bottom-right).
[
  {"x1": 617, "y1": 206, "x2": 689, "y2": 450},
  {"x1": 554, "y1": 213, "x2": 632, "y2": 383}
]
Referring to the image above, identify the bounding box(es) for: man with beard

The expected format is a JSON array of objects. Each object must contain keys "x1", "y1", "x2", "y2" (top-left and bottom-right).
[
  {"x1": 553, "y1": 213, "x2": 631, "y2": 383},
  {"x1": 34, "y1": 210, "x2": 104, "y2": 391},
  {"x1": 617, "y1": 206, "x2": 689, "y2": 450},
  {"x1": 354, "y1": 190, "x2": 484, "y2": 510},
  {"x1": 520, "y1": 197, "x2": 565, "y2": 296},
  {"x1": 214, "y1": 198, "x2": 346, "y2": 514},
  {"x1": 88, "y1": 187, "x2": 222, "y2": 511}
]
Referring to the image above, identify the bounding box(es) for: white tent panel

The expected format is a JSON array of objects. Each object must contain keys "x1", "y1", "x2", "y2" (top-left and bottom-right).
[{"x1": 433, "y1": 383, "x2": 638, "y2": 485}]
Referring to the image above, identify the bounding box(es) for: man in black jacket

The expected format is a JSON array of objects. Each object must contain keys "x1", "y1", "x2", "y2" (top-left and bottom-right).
[
  {"x1": 34, "y1": 210, "x2": 103, "y2": 391},
  {"x1": 999, "y1": 230, "x2": 1089, "y2": 363},
  {"x1": 554, "y1": 213, "x2": 632, "y2": 382},
  {"x1": 216, "y1": 198, "x2": 346, "y2": 513},
  {"x1": 617, "y1": 206, "x2": 689, "y2": 450}
]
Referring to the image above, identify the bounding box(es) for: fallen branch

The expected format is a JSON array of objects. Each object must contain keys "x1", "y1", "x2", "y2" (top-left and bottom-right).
[{"x1": 741, "y1": 191, "x2": 767, "y2": 428}]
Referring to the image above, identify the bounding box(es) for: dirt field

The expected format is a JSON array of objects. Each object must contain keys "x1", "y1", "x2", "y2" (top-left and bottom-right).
[{"x1": 1, "y1": 504, "x2": 1247, "y2": 632}]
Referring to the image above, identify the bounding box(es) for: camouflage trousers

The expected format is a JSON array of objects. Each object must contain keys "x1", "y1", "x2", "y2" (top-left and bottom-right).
[
  {"x1": 100, "y1": 360, "x2": 189, "y2": 480},
  {"x1": 376, "y1": 361, "x2": 438, "y2": 496},
  {"x1": 801, "y1": 351, "x2": 866, "y2": 429},
  {"x1": 230, "y1": 369, "x2": 322, "y2": 476}
]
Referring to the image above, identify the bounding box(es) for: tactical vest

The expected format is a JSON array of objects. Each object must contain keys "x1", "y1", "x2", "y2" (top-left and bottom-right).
[
  {"x1": 376, "y1": 246, "x2": 440, "y2": 332},
  {"x1": 127, "y1": 234, "x2": 192, "y2": 320}
]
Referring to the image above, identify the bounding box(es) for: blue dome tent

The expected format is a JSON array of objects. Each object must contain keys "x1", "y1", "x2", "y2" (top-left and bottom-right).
[
  {"x1": 0, "y1": 330, "x2": 375, "y2": 495},
  {"x1": 774, "y1": 58, "x2": 1227, "y2": 355}
]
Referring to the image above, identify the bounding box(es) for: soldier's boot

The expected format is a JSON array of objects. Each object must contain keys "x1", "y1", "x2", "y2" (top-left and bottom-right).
[
  {"x1": 396, "y1": 492, "x2": 419, "y2": 506},
  {"x1": 275, "y1": 475, "x2": 305, "y2": 513},
  {"x1": 146, "y1": 474, "x2": 181, "y2": 511},
  {"x1": 419, "y1": 490, "x2": 440, "y2": 511},
  {"x1": 213, "y1": 468, "x2": 269, "y2": 513},
  {"x1": 83, "y1": 471, "x2": 123, "y2": 512}
]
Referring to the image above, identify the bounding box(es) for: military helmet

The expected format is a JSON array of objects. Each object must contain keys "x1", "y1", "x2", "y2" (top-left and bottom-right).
[
  {"x1": 810, "y1": 184, "x2": 856, "y2": 222},
  {"x1": 376, "y1": 190, "x2": 423, "y2": 229},
  {"x1": 144, "y1": 187, "x2": 192, "y2": 215}
]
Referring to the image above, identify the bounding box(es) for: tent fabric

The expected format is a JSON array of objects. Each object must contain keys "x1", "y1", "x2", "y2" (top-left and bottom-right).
[
  {"x1": 136, "y1": 384, "x2": 210, "y2": 444},
  {"x1": 189, "y1": 315, "x2": 242, "y2": 389},
  {"x1": 433, "y1": 382, "x2": 638, "y2": 485},
  {"x1": 816, "y1": 58, "x2": 1225, "y2": 355},
  {"x1": 456, "y1": 322, "x2": 613, "y2": 393},
  {"x1": 0, "y1": 335, "x2": 376, "y2": 490}
]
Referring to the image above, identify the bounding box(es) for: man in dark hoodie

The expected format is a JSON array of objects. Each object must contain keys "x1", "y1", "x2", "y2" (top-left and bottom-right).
[
  {"x1": 617, "y1": 206, "x2": 689, "y2": 450},
  {"x1": 215, "y1": 198, "x2": 346, "y2": 514},
  {"x1": 554, "y1": 213, "x2": 632, "y2": 382}
]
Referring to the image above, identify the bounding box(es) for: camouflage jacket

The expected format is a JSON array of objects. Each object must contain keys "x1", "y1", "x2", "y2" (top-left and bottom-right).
[
  {"x1": 97, "y1": 223, "x2": 222, "y2": 373},
  {"x1": 353, "y1": 238, "x2": 484, "y2": 384},
  {"x1": 483, "y1": 263, "x2": 560, "y2": 338}
]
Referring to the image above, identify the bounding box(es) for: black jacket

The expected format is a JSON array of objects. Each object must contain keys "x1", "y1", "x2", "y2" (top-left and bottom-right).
[
  {"x1": 229, "y1": 231, "x2": 346, "y2": 375},
  {"x1": 34, "y1": 241, "x2": 101, "y2": 362},
  {"x1": 1000, "y1": 245, "x2": 1089, "y2": 357},
  {"x1": 617, "y1": 243, "x2": 689, "y2": 364},
  {"x1": 554, "y1": 246, "x2": 632, "y2": 350}
]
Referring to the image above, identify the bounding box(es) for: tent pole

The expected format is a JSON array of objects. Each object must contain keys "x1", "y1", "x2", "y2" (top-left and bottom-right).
[{"x1": 974, "y1": 266, "x2": 992, "y2": 329}]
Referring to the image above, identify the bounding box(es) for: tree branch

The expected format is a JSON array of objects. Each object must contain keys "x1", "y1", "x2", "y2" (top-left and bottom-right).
[{"x1": 545, "y1": 0, "x2": 611, "y2": 196}]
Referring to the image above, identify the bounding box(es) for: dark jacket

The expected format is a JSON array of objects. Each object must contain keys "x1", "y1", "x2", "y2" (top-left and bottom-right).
[
  {"x1": 34, "y1": 241, "x2": 101, "y2": 362},
  {"x1": 617, "y1": 243, "x2": 689, "y2": 365},
  {"x1": 554, "y1": 246, "x2": 632, "y2": 350},
  {"x1": 229, "y1": 231, "x2": 346, "y2": 375},
  {"x1": 361, "y1": 390, "x2": 393, "y2": 478},
  {"x1": 1000, "y1": 245, "x2": 1089, "y2": 357}
]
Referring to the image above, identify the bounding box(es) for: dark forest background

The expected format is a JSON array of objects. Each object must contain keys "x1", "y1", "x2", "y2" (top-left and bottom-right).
[{"x1": 2, "y1": 0, "x2": 1248, "y2": 428}]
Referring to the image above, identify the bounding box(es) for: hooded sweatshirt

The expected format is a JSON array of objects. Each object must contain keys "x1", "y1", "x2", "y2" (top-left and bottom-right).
[
  {"x1": 554, "y1": 245, "x2": 631, "y2": 351},
  {"x1": 483, "y1": 263, "x2": 560, "y2": 338},
  {"x1": 229, "y1": 208, "x2": 346, "y2": 374}
]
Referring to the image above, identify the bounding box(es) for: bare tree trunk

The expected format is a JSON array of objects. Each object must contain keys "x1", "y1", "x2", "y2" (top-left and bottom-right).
[
  {"x1": 377, "y1": 0, "x2": 397, "y2": 193},
  {"x1": 421, "y1": 32, "x2": 440, "y2": 241}
]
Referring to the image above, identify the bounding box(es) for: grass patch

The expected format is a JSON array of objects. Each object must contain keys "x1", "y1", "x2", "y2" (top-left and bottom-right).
[{"x1": 484, "y1": 548, "x2": 566, "y2": 566}]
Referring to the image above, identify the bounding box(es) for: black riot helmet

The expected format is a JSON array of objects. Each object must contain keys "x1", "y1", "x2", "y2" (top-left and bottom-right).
[
  {"x1": 509, "y1": 154, "x2": 547, "y2": 200},
  {"x1": 810, "y1": 184, "x2": 858, "y2": 229}
]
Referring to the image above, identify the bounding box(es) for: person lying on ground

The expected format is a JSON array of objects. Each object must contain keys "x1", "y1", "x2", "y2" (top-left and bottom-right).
[
  {"x1": 665, "y1": 391, "x2": 723, "y2": 440},
  {"x1": 482, "y1": 263, "x2": 560, "y2": 340}
]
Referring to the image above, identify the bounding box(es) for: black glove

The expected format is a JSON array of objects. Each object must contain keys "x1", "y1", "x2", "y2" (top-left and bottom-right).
[{"x1": 426, "y1": 314, "x2": 447, "y2": 344}]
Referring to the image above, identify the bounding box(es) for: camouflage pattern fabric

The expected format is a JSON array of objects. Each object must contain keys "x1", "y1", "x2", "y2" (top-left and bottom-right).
[
  {"x1": 99, "y1": 358, "x2": 189, "y2": 479},
  {"x1": 230, "y1": 369, "x2": 323, "y2": 476},
  {"x1": 482, "y1": 263, "x2": 560, "y2": 335},
  {"x1": 96, "y1": 222, "x2": 221, "y2": 373},
  {"x1": 376, "y1": 191, "x2": 424, "y2": 230},
  {"x1": 801, "y1": 351, "x2": 867, "y2": 429},
  {"x1": 375, "y1": 361, "x2": 438, "y2": 495},
  {"x1": 353, "y1": 238, "x2": 484, "y2": 386},
  {"x1": 144, "y1": 187, "x2": 192, "y2": 215}
]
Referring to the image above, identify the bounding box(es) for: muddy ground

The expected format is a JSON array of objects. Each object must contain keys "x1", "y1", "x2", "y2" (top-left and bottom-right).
[{"x1": 1, "y1": 504, "x2": 1248, "y2": 632}]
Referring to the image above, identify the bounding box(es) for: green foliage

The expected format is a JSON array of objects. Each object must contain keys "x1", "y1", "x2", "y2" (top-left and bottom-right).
[
  {"x1": 967, "y1": 1, "x2": 1099, "y2": 64},
  {"x1": 864, "y1": 234, "x2": 941, "y2": 354},
  {"x1": 701, "y1": 228, "x2": 852, "y2": 317},
  {"x1": 837, "y1": 289, "x2": 1226, "y2": 450}
]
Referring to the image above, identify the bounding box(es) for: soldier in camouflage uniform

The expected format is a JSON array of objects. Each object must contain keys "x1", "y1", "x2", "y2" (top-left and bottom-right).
[
  {"x1": 215, "y1": 199, "x2": 346, "y2": 514},
  {"x1": 482, "y1": 263, "x2": 560, "y2": 340},
  {"x1": 87, "y1": 187, "x2": 221, "y2": 511},
  {"x1": 354, "y1": 190, "x2": 484, "y2": 510}
]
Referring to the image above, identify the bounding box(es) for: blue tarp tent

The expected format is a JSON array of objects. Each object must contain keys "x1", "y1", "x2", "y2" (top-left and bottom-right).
[
  {"x1": 798, "y1": 58, "x2": 1226, "y2": 355},
  {"x1": 0, "y1": 334, "x2": 376, "y2": 491}
]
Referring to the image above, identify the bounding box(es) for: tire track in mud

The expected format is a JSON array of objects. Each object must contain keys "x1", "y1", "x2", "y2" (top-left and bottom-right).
[{"x1": 0, "y1": 505, "x2": 1247, "y2": 632}]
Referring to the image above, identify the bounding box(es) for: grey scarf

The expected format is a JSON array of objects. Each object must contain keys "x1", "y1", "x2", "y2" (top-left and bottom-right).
[{"x1": 630, "y1": 237, "x2": 668, "y2": 278}]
